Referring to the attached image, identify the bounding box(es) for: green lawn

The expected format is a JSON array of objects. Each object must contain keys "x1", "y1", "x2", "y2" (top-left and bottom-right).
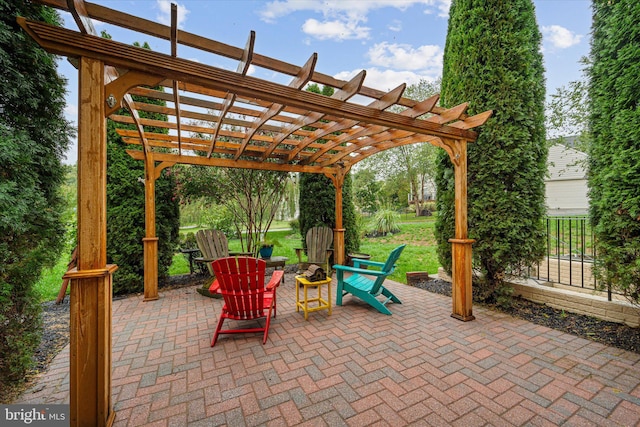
[
  {"x1": 33, "y1": 256, "x2": 70, "y2": 302},
  {"x1": 36, "y1": 219, "x2": 440, "y2": 302},
  {"x1": 359, "y1": 221, "x2": 439, "y2": 283},
  {"x1": 189, "y1": 220, "x2": 439, "y2": 284}
]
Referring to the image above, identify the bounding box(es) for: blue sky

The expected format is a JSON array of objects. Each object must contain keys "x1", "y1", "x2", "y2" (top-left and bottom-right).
[{"x1": 56, "y1": 0, "x2": 592, "y2": 164}]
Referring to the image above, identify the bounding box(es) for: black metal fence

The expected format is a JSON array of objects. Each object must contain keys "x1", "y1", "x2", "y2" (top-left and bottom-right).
[{"x1": 527, "y1": 216, "x2": 612, "y2": 300}]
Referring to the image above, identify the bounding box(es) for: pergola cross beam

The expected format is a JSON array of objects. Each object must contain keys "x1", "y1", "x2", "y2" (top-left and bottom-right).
[{"x1": 19, "y1": 18, "x2": 480, "y2": 143}]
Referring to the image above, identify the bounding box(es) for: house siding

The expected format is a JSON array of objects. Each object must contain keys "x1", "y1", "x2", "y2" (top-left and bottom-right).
[{"x1": 546, "y1": 144, "x2": 588, "y2": 215}]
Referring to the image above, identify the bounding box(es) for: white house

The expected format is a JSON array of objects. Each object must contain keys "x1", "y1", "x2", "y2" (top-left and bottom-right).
[{"x1": 546, "y1": 143, "x2": 588, "y2": 215}]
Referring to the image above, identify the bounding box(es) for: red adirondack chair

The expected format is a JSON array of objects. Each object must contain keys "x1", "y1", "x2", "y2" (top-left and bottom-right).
[{"x1": 210, "y1": 257, "x2": 283, "y2": 346}]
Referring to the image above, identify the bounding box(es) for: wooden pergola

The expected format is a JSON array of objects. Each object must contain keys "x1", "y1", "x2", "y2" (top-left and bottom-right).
[{"x1": 21, "y1": 1, "x2": 491, "y2": 425}]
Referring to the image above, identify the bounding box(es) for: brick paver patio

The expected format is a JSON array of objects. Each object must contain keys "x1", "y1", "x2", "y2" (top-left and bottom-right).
[{"x1": 17, "y1": 273, "x2": 640, "y2": 426}]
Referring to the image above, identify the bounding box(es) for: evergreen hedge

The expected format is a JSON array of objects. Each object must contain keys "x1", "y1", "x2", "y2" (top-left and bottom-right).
[
  {"x1": 106, "y1": 43, "x2": 180, "y2": 295},
  {"x1": 0, "y1": 1, "x2": 72, "y2": 387},
  {"x1": 299, "y1": 84, "x2": 360, "y2": 257},
  {"x1": 299, "y1": 172, "x2": 360, "y2": 257},
  {"x1": 107, "y1": 129, "x2": 180, "y2": 295},
  {"x1": 435, "y1": 0, "x2": 547, "y2": 301},
  {"x1": 588, "y1": 0, "x2": 640, "y2": 303}
]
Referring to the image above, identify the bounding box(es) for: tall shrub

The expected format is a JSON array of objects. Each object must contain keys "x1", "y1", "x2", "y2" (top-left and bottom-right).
[
  {"x1": 107, "y1": 128, "x2": 180, "y2": 295},
  {"x1": 588, "y1": 0, "x2": 640, "y2": 304},
  {"x1": 435, "y1": 0, "x2": 547, "y2": 301},
  {"x1": 299, "y1": 84, "x2": 359, "y2": 256},
  {"x1": 299, "y1": 172, "x2": 360, "y2": 256},
  {"x1": 106, "y1": 43, "x2": 180, "y2": 295},
  {"x1": 0, "y1": 0, "x2": 73, "y2": 387}
]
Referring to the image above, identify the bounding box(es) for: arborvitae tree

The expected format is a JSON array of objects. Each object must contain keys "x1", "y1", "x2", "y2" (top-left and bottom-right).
[
  {"x1": 299, "y1": 172, "x2": 359, "y2": 256},
  {"x1": 588, "y1": 0, "x2": 640, "y2": 304},
  {"x1": 435, "y1": 0, "x2": 547, "y2": 301},
  {"x1": 106, "y1": 41, "x2": 180, "y2": 295},
  {"x1": 0, "y1": 0, "x2": 73, "y2": 387},
  {"x1": 298, "y1": 84, "x2": 360, "y2": 256}
]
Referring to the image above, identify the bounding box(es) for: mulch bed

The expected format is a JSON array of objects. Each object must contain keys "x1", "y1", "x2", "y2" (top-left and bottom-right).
[{"x1": 6, "y1": 273, "x2": 640, "y2": 403}]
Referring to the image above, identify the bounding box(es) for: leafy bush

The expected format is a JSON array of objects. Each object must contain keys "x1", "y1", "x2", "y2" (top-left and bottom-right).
[
  {"x1": 299, "y1": 172, "x2": 360, "y2": 255},
  {"x1": 421, "y1": 201, "x2": 436, "y2": 216},
  {"x1": 202, "y1": 204, "x2": 237, "y2": 238},
  {"x1": 369, "y1": 208, "x2": 401, "y2": 237},
  {"x1": 179, "y1": 197, "x2": 209, "y2": 227},
  {"x1": 181, "y1": 232, "x2": 197, "y2": 249},
  {"x1": 288, "y1": 218, "x2": 300, "y2": 234},
  {"x1": 354, "y1": 212, "x2": 367, "y2": 240}
]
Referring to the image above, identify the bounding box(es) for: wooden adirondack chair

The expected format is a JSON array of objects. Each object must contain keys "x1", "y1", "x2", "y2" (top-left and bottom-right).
[
  {"x1": 195, "y1": 229, "x2": 251, "y2": 298},
  {"x1": 295, "y1": 226, "x2": 334, "y2": 274},
  {"x1": 333, "y1": 244, "x2": 406, "y2": 315},
  {"x1": 210, "y1": 257, "x2": 283, "y2": 346},
  {"x1": 195, "y1": 229, "x2": 252, "y2": 273}
]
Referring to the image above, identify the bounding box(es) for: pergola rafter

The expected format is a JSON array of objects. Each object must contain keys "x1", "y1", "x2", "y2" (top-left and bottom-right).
[
  {"x1": 169, "y1": 3, "x2": 183, "y2": 155},
  {"x1": 288, "y1": 83, "x2": 405, "y2": 162},
  {"x1": 20, "y1": 1, "x2": 492, "y2": 426},
  {"x1": 209, "y1": 30, "x2": 255, "y2": 157},
  {"x1": 245, "y1": 53, "x2": 317, "y2": 161}
]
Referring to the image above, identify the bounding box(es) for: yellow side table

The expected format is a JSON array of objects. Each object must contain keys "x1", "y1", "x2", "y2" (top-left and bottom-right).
[{"x1": 295, "y1": 275, "x2": 332, "y2": 320}]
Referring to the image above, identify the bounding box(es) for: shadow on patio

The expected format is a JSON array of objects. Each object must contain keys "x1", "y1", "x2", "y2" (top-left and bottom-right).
[{"x1": 17, "y1": 273, "x2": 640, "y2": 426}]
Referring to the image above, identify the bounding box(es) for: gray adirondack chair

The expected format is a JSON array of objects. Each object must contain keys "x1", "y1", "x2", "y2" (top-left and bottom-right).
[
  {"x1": 295, "y1": 226, "x2": 334, "y2": 275},
  {"x1": 195, "y1": 229, "x2": 250, "y2": 276}
]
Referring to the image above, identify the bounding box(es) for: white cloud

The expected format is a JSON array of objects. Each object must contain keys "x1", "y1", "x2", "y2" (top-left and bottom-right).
[
  {"x1": 367, "y1": 42, "x2": 442, "y2": 72},
  {"x1": 259, "y1": 0, "x2": 321, "y2": 23},
  {"x1": 259, "y1": 0, "x2": 450, "y2": 40},
  {"x1": 302, "y1": 18, "x2": 370, "y2": 41},
  {"x1": 388, "y1": 20, "x2": 402, "y2": 32},
  {"x1": 329, "y1": 42, "x2": 443, "y2": 95},
  {"x1": 435, "y1": 0, "x2": 451, "y2": 17},
  {"x1": 335, "y1": 67, "x2": 438, "y2": 93},
  {"x1": 155, "y1": 0, "x2": 190, "y2": 28},
  {"x1": 260, "y1": 0, "x2": 449, "y2": 21},
  {"x1": 64, "y1": 104, "x2": 78, "y2": 120},
  {"x1": 542, "y1": 25, "x2": 583, "y2": 49}
]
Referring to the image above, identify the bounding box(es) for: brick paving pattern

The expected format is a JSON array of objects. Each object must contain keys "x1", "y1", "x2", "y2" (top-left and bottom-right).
[{"x1": 18, "y1": 273, "x2": 640, "y2": 426}]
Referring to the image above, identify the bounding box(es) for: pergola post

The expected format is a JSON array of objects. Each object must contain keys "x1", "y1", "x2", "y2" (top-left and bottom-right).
[
  {"x1": 63, "y1": 56, "x2": 116, "y2": 427},
  {"x1": 143, "y1": 155, "x2": 159, "y2": 301},
  {"x1": 327, "y1": 171, "x2": 346, "y2": 265},
  {"x1": 334, "y1": 179, "x2": 346, "y2": 266},
  {"x1": 449, "y1": 140, "x2": 475, "y2": 321}
]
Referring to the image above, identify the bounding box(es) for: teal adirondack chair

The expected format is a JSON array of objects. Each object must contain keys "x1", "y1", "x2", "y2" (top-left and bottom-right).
[{"x1": 333, "y1": 244, "x2": 406, "y2": 315}]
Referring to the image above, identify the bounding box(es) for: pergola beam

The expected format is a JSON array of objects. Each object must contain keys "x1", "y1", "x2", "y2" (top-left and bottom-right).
[
  {"x1": 126, "y1": 150, "x2": 335, "y2": 175},
  {"x1": 65, "y1": 0, "x2": 163, "y2": 306},
  {"x1": 311, "y1": 95, "x2": 444, "y2": 166},
  {"x1": 262, "y1": 70, "x2": 366, "y2": 160},
  {"x1": 18, "y1": 18, "x2": 480, "y2": 142},
  {"x1": 170, "y1": 4, "x2": 183, "y2": 155},
  {"x1": 38, "y1": 0, "x2": 456, "y2": 115}
]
